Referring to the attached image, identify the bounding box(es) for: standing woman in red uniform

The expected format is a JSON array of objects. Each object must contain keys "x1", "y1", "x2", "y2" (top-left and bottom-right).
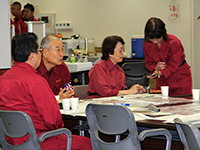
[{"x1": 143, "y1": 17, "x2": 192, "y2": 96}]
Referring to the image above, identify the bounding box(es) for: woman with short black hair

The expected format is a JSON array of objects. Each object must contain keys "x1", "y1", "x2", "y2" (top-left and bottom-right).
[{"x1": 87, "y1": 35, "x2": 146, "y2": 98}]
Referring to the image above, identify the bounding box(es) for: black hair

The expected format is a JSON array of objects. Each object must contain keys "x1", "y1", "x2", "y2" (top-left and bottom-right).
[
  {"x1": 11, "y1": 1, "x2": 21, "y2": 9},
  {"x1": 101, "y1": 35, "x2": 125, "y2": 60},
  {"x1": 12, "y1": 32, "x2": 38, "y2": 62},
  {"x1": 24, "y1": 3, "x2": 34, "y2": 12},
  {"x1": 144, "y1": 17, "x2": 168, "y2": 43}
]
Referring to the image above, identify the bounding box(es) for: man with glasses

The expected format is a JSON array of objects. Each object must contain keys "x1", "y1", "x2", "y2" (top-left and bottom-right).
[
  {"x1": 37, "y1": 35, "x2": 74, "y2": 99},
  {"x1": 0, "y1": 32, "x2": 92, "y2": 150}
]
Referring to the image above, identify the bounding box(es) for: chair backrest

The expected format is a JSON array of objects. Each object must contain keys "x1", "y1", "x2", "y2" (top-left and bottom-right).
[
  {"x1": 86, "y1": 104, "x2": 141, "y2": 150},
  {"x1": 0, "y1": 110, "x2": 42, "y2": 150},
  {"x1": 121, "y1": 62, "x2": 149, "y2": 88},
  {"x1": 74, "y1": 85, "x2": 89, "y2": 99},
  {"x1": 174, "y1": 118, "x2": 200, "y2": 150},
  {"x1": 122, "y1": 62, "x2": 147, "y2": 77},
  {"x1": 126, "y1": 76, "x2": 146, "y2": 89}
]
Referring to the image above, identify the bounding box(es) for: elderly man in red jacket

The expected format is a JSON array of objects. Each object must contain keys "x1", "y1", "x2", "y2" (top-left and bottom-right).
[{"x1": 0, "y1": 32, "x2": 92, "y2": 150}]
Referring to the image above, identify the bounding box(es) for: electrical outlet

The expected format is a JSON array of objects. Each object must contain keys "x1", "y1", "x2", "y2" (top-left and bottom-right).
[{"x1": 55, "y1": 22, "x2": 73, "y2": 29}]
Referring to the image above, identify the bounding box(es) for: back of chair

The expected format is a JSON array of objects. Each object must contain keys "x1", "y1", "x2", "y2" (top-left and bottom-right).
[
  {"x1": 86, "y1": 104, "x2": 141, "y2": 150},
  {"x1": 174, "y1": 118, "x2": 200, "y2": 150},
  {"x1": 122, "y1": 62, "x2": 147, "y2": 77},
  {"x1": 0, "y1": 110, "x2": 41, "y2": 150},
  {"x1": 122, "y1": 62, "x2": 149, "y2": 88},
  {"x1": 126, "y1": 76, "x2": 146, "y2": 89},
  {"x1": 74, "y1": 85, "x2": 89, "y2": 99}
]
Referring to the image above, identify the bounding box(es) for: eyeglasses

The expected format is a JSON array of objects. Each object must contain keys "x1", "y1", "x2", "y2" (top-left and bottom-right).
[{"x1": 38, "y1": 48, "x2": 43, "y2": 53}]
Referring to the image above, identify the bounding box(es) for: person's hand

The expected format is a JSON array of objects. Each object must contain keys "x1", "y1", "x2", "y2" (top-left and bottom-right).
[
  {"x1": 155, "y1": 62, "x2": 166, "y2": 71},
  {"x1": 128, "y1": 84, "x2": 146, "y2": 94},
  {"x1": 58, "y1": 88, "x2": 75, "y2": 99},
  {"x1": 147, "y1": 70, "x2": 162, "y2": 79},
  {"x1": 147, "y1": 71, "x2": 158, "y2": 79}
]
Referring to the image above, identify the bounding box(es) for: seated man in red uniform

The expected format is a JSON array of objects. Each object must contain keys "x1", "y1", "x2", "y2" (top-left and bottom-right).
[
  {"x1": 37, "y1": 35, "x2": 74, "y2": 99},
  {"x1": 0, "y1": 32, "x2": 92, "y2": 150},
  {"x1": 87, "y1": 35, "x2": 146, "y2": 99},
  {"x1": 10, "y1": 1, "x2": 26, "y2": 35}
]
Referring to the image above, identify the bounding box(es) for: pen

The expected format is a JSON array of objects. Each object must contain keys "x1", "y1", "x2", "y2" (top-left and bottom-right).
[
  {"x1": 148, "y1": 103, "x2": 160, "y2": 112},
  {"x1": 115, "y1": 103, "x2": 130, "y2": 106}
]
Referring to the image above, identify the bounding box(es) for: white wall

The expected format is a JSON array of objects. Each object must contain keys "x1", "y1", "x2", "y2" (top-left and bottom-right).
[
  {"x1": 192, "y1": 0, "x2": 200, "y2": 88},
  {"x1": 0, "y1": 0, "x2": 11, "y2": 69},
  {"x1": 9, "y1": 0, "x2": 200, "y2": 88},
  {"x1": 28, "y1": 0, "x2": 192, "y2": 64}
]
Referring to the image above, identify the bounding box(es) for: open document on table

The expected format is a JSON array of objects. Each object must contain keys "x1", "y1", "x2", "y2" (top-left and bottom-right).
[{"x1": 60, "y1": 93, "x2": 199, "y2": 124}]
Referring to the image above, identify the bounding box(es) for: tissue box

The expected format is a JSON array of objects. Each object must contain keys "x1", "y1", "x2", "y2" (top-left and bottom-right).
[{"x1": 65, "y1": 62, "x2": 93, "y2": 72}]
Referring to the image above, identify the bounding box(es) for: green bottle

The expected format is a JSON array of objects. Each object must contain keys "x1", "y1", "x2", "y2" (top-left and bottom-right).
[{"x1": 71, "y1": 54, "x2": 76, "y2": 63}]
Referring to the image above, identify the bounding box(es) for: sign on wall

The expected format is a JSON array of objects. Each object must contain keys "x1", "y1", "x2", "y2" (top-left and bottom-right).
[{"x1": 168, "y1": 0, "x2": 181, "y2": 22}]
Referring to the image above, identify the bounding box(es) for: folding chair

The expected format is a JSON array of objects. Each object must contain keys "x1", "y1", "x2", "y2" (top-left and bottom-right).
[
  {"x1": 86, "y1": 104, "x2": 172, "y2": 150},
  {"x1": 174, "y1": 118, "x2": 200, "y2": 150},
  {"x1": 0, "y1": 110, "x2": 72, "y2": 150},
  {"x1": 122, "y1": 62, "x2": 149, "y2": 89},
  {"x1": 74, "y1": 85, "x2": 89, "y2": 99}
]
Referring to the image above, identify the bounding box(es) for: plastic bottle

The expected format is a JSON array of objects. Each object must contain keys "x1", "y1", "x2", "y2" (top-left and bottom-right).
[{"x1": 71, "y1": 54, "x2": 76, "y2": 63}]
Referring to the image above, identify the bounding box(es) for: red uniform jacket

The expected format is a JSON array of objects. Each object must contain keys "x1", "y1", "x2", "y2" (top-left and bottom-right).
[
  {"x1": 0, "y1": 62, "x2": 92, "y2": 150},
  {"x1": 22, "y1": 16, "x2": 40, "y2": 32},
  {"x1": 87, "y1": 58, "x2": 127, "y2": 98},
  {"x1": 0, "y1": 62, "x2": 66, "y2": 149},
  {"x1": 143, "y1": 34, "x2": 192, "y2": 96},
  {"x1": 37, "y1": 59, "x2": 71, "y2": 95},
  {"x1": 11, "y1": 13, "x2": 27, "y2": 35}
]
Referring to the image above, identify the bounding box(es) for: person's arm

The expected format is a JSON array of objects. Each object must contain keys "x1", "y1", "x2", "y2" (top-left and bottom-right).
[
  {"x1": 89, "y1": 65, "x2": 119, "y2": 97},
  {"x1": 64, "y1": 63, "x2": 71, "y2": 83},
  {"x1": 143, "y1": 43, "x2": 158, "y2": 73},
  {"x1": 19, "y1": 19, "x2": 27, "y2": 33},
  {"x1": 58, "y1": 63, "x2": 73, "y2": 99},
  {"x1": 118, "y1": 84, "x2": 146, "y2": 96},
  {"x1": 32, "y1": 78, "x2": 63, "y2": 130},
  {"x1": 58, "y1": 88, "x2": 75, "y2": 99},
  {"x1": 160, "y1": 40, "x2": 184, "y2": 78},
  {"x1": 147, "y1": 62, "x2": 166, "y2": 79}
]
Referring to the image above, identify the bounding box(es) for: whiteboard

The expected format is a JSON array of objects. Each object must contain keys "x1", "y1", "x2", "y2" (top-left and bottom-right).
[{"x1": 0, "y1": 0, "x2": 11, "y2": 69}]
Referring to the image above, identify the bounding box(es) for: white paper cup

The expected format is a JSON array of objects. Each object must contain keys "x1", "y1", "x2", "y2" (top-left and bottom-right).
[
  {"x1": 161, "y1": 86, "x2": 169, "y2": 97},
  {"x1": 62, "y1": 99, "x2": 71, "y2": 110},
  {"x1": 192, "y1": 89, "x2": 200, "y2": 101},
  {"x1": 70, "y1": 98, "x2": 79, "y2": 109},
  {"x1": 55, "y1": 95, "x2": 59, "y2": 100}
]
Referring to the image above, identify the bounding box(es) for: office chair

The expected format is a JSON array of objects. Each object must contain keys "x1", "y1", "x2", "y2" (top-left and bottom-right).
[
  {"x1": 73, "y1": 85, "x2": 89, "y2": 136},
  {"x1": 0, "y1": 110, "x2": 72, "y2": 150},
  {"x1": 121, "y1": 62, "x2": 149, "y2": 89},
  {"x1": 74, "y1": 85, "x2": 89, "y2": 99},
  {"x1": 86, "y1": 104, "x2": 172, "y2": 150},
  {"x1": 174, "y1": 118, "x2": 200, "y2": 150}
]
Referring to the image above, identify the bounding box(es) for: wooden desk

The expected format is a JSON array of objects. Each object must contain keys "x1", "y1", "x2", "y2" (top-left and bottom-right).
[{"x1": 62, "y1": 114, "x2": 184, "y2": 150}]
